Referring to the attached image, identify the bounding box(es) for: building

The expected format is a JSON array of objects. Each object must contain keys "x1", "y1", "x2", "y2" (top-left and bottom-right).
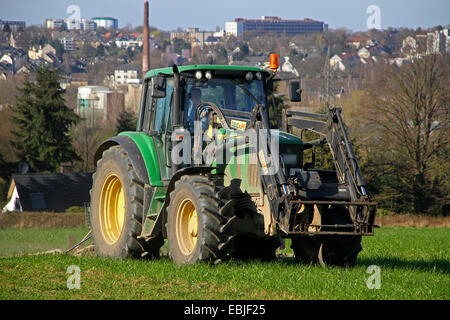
[
  {"x1": 65, "y1": 19, "x2": 81, "y2": 31},
  {"x1": 0, "y1": 48, "x2": 28, "y2": 73},
  {"x1": 70, "y1": 73, "x2": 89, "y2": 87},
  {"x1": 357, "y1": 47, "x2": 370, "y2": 59},
  {"x1": 426, "y1": 30, "x2": 447, "y2": 54},
  {"x1": 225, "y1": 22, "x2": 244, "y2": 36},
  {"x1": 81, "y1": 19, "x2": 97, "y2": 31},
  {"x1": 3, "y1": 173, "x2": 92, "y2": 212},
  {"x1": 115, "y1": 35, "x2": 144, "y2": 49},
  {"x1": 281, "y1": 57, "x2": 299, "y2": 76},
  {"x1": 330, "y1": 54, "x2": 346, "y2": 72},
  {"x1": 346, "y1": 36, "x2": 371, "y2": 49},
  {"x1": 441, "y1": 28, "x2": 450, "y2": 53},
  {"x1": 114, "y1": 64, "x2": 140, "y2": 86},
  {"x1": 59, "y1": 37, "x2": 75, "y2": 51},
  {"x1": 0, "y1": 19, "x2": 26, "y2": 32},
  {"x1": 45, "y1": 18, "x2": 97, "y2": 31},
  {"x1": 92, "y1": 17, "x2": 118, "y2": 29},
  {"x1": 170, "y1": 28, "x2": 217, "y2": 48},
  {"x1": 28, "y1": 44, "x2": 56, "y2": 61},
  {"x1": 45, "y1": 18, "x2": 64, "y2": 29},
  {"x1": 401, "y1": 36, "x2": 418, "y2": 54},
  {"x1": 225, "y1": 16, "x2": 327, "y2": 37},
  {"x1": 77, "y1": 86, "x2": 111, "y2": 124},
  {"x1": 77, "y1": 86, "x2": 124, "y2": 125}
]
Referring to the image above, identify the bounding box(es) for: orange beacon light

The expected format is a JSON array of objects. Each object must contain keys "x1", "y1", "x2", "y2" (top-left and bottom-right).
[{"x1": 269, "y1": 53, "x2": 279, "y2": 71}]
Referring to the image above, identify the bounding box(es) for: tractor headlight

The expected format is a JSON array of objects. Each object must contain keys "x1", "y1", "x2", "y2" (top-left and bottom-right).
[
  {"x1": 255, "y1": 72, "x2": 262, "y2": 80},
  {"x1": 245, "y1": 72, "x2": 253, "y2": 82},
  {"x1": 195, "y1": 70, "x2": 203, "y2": 80},
  {"x1": 205, "y1": 70, "x2": 213, "y2": 80}
]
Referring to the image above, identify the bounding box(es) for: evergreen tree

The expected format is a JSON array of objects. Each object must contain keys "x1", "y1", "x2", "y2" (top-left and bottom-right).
[
  {"x1": 3, "y1": 22, "x2": 11, "y2": 33},
  {"x1": 9, "y1": 65, "x2": 80, "y2": 172},
  {"x1": 116, "y1": 110, "x2": 137, "y2": 133}
]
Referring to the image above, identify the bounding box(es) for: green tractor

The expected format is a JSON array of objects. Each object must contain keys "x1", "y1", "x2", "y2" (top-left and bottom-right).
[{"x1": 89, "y1": 62, "x2": 377, "y2": 266}]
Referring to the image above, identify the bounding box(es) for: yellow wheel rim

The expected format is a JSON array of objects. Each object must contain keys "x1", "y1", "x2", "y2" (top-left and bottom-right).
[
  {"x1": 100, "y1": 174, "x2": 125, "y2": 244},
  {"x1": 176, "y1": 199, "x2": 198, "y2": 255}
]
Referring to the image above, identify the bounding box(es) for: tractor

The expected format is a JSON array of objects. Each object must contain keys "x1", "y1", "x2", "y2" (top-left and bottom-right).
[{"x1": 89, "y1": 57, "x2": 377, "y2": 266}]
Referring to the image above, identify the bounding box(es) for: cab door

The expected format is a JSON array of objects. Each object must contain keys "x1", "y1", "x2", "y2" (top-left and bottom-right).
[{"x1": 151, "y1": 79, "x2": 174, "y2": 182}]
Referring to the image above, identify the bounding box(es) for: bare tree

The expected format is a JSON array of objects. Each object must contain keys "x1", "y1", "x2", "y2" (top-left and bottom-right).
[
  {"x1": 72, "y1": 121, "x2": 105, "y2": 172},
  {"x1": 369, "y1": 55, "x2": 449, "y2": 213}
]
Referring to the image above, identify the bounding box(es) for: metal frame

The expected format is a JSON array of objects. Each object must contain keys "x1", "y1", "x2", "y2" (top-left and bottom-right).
[{"x1": 288, "y1": 200, "x2": 377, "y2": 236}]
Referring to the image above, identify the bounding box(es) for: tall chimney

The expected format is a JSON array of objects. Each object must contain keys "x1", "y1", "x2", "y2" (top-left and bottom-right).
[{"x1": 142, "y1": 1, "x2": 150, "y2": 75}]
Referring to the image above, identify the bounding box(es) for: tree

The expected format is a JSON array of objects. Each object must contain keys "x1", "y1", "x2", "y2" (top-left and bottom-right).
[
  {"x1": 72, "y1": 121, "x2": 105, "y2": 172},
  {"x1": 9, "y1": 65, "x2": 81, "y2": 173},
  {"x1": 116, "y1": 110, "x2": 137, "y2": 134},
  {"x1": 215, "y1": 45, "x2": 228, "y2": 65},
  {"x1": 50, "y1": 39, "x2": 64, "y2": 56},
  {"x1": 173, "y1": 38, "x2": 190, "y2": 55},
  {"x1": 3, "y1": 22, "x2": 10, "y2": 33},
  {"x1": 367, "y1": 55, "x2": 449, "y2": 214}
]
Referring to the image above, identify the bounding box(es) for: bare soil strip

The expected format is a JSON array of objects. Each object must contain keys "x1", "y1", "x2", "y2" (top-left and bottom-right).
[
  {"x1": 0, "y1": 212, "x2": 86, "y2": 229},
  {"x1": 1, "y1": 211, "x2": 448, "y2": 229}
]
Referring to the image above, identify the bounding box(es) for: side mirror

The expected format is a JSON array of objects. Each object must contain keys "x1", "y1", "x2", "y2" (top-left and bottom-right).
[
  {"x1": 288, "y1": 80, "x2": 302, "y2": 102},
  {"x1": 151, "y1": 76, "x2": 166, "y2": 98}
]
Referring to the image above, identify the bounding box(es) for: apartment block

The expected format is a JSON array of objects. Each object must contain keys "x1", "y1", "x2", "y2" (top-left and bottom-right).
[{"x1": 225, "y1": 16, "x2": 327, "y2": 36}]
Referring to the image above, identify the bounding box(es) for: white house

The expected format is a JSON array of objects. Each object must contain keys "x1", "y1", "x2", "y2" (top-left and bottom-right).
[
  {"x1": 281, "y1": 57, "x2": 299, "y2": 76},
  {"x1": 114, "y1": 65, "x2": 140, "y2": 86},
  {"x1": 28, "y1": 44, "x2": 57, "y2": 62},
  {"x1": 357, "y1": 47, "x2": 370, "y2": 59},
  {"x1": 0, "y1": 50, "x2": 27, "y2": 73},
  {"x1": 329, "y1": 54, "x2": 346, "y2": 72},
  {"x1": 401, "y1": 36, "x2": 417, "y2": 54},
  {"x1": 3, "y1": 181, "x2": 21, "y2": 212}
]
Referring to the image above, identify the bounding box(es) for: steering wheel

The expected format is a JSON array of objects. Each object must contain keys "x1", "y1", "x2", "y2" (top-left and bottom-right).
[{"x1": 195, "y1": 102, "x2": 230, "y2": 130}]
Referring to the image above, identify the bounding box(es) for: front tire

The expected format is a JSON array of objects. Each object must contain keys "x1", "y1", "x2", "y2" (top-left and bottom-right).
[{"x1": 166, "y1": 175, "x2": 235, "y2": 265}]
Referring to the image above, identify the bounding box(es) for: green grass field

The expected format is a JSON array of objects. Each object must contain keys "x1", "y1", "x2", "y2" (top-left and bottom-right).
[{"x1": 0, "y1": 226, "x2": 448, "y2": 300}]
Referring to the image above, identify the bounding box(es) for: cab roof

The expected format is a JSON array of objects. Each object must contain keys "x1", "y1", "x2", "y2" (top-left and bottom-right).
[{"x1": 144, "y1": 64, "x2": 269, "y2": 80}]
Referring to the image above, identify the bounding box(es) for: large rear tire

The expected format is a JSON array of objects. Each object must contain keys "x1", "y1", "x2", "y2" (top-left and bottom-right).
[
  {"x1": 166, "y1": 175, "x2": 235, "y2": 265},
  {"x1": 90, "y1": 145, "x2": 163, "y2": 259}
]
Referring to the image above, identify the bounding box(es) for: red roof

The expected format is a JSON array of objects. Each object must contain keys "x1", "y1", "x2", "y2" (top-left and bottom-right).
[{"x1": 347, "y1": 36, "x2": 371, "y2": 43}]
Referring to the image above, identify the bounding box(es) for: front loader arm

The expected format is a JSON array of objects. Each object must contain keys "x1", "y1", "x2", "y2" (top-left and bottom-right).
[{"x1": 284, "y1": 108, "x2": 368, "y2": 203}]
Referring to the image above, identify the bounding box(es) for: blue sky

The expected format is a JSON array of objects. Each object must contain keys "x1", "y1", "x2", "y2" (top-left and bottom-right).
[{"x1": 2, "y1": 0, "x2": 449, "y2": 31}]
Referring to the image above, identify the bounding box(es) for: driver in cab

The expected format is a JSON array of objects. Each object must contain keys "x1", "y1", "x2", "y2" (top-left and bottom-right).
[{"x1": 185, "y1": 87, "x2": 208, "y2": 132}]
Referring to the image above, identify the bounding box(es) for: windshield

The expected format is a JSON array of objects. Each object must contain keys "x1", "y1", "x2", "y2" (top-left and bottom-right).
[
  {"x1": 183, "y1": 77, "x2": 266, "y2": 128},
  {"x1": 185, "y1": 77, "x2": 266, "y2": 112}
]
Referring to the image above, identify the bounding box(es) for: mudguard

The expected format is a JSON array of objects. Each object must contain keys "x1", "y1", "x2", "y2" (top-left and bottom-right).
[{"x1": 93, "y1": 135, "x2": 150, "y2": 184}]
